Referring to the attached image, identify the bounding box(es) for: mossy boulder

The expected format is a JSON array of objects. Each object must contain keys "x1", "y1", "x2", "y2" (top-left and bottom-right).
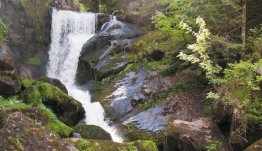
[
  {"x1": 67, "y1": 138, "x2": 159, "y2": 151},
  {"x1": 0, "y1": 112, "x2": 77, "y2": 151},
  {"x1": 19, "y1": 81, "x2": 85, "y2": 126},
  {"x1": 38, "y1": 77, "x2": 68, "y2": 94},
  {"x1": 73, "y1": 124, "x2": 112, "y2": 140}
]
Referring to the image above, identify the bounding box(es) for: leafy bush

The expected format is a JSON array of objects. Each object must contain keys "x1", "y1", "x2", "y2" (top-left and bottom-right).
[
  {"x1": 205, "y1": 140, "x2": 223, "y2": 151},
  {"x1": 218, "y1": 61, "x2": 262, "y2": 133}
]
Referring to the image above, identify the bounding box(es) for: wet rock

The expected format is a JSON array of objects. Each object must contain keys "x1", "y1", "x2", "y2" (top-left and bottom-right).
[
  {"x1": 165, "y1": 118, "x2": 229, "y2": 151},
  {"x1": 39, "y1": 77, "x2": 68, "y2": 94},
  {"x1": 72, "y1": 133, "x2": 82, "y2": 138},
  {"x1": 77, "y1": 22, "x2": 143, "y2": 84},
  {"x1": 19, "y1": 81, "x2": 85, "y2": 126},
  {"x1": 73, "y1": 125, "x2": 112, "y2": 140},
  {"x1": 106, "y1": 70, "x2": 146, "y2": 121},
  {"x1": 0, "y1": 43, "x2": 14, "y2": 71},
  {"x1": 96, "y1": 13, "x2": 110, "y2": 31},
  {"x1": 0, "y1": 112, "x2": 78, "y2": 151},
  {"x1": 245, "y1": 139, "x2": 262, "y2": 151},
  {"x1": 123, "y1": 103, "x2": 168, "y2": 132}
]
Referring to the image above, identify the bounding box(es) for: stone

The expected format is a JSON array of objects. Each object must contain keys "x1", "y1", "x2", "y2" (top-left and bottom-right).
[
  {"x1": 73, "y1": 125, "x2": 112, "y2": 140},
  {"x1": 0, "y1": 112, "x2": 78, "y2": 151},
  {"x1": 0, "y1": 73, "x2": 21, "y2": 96},
  {"x1": 0, "y1": 43, "x2": 14, "y2": 71},
  {"x1": 165, "y1": 118, "x2": 229, "y2": 151},
  {"x1": 19, "y1": 81, "x2": 85, "y2": 126}
]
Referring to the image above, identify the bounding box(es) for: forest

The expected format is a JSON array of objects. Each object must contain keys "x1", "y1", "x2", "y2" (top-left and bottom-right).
[{"x1": 0, "y1": 0, "x2": 261, "y2": 151}]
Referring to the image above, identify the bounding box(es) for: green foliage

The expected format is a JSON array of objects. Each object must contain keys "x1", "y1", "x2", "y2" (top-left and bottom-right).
[
  {"x1": 26, "y1": 57, "x2": 41, "y2": 66},
  {"x1": 246, "y1": 24, "x2": 262, "y2": 60},
  {"x1": 219, "y1": 61, "x2": 262, "y2": 131},
  {"x1": 153, "y1": 0, "x2": 240, "y2": 34},
  {"x1": 205, "y1": 140, "x2": 223, "y2": 151},
  {"x1": 178, "y1": 17, "x2": 222, "y2": 84},
  {"x1": 21, "y1": 79, "x2": 33, "y2": 89},
  {"x1": 0, "y1": 20, "x2": 8, "y2": 42}
]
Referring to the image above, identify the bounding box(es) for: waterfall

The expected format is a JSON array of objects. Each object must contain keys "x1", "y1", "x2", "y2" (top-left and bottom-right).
[
  {"x1": 101, "y1": 15, "x2": 125, "y2": 32},
  {"x1": 47, "y1": 8, "x2": 123, "y2": 142}
]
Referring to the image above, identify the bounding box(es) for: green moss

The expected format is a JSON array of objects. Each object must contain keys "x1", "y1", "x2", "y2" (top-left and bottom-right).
[
  {"x1": 0, "y1": 20, "x2": 8, "y2": 42},
  {"x1": 7, "y1": 136, "x2": 24, "y2": 151},
  {"x1": 19, "y1": 81, "x2": 84, "y2": 126},
  {"x1": 21, "y1": 79, "x2": 33, "y2": 89},
  {"x1": 46, "y1": 120, "x2": 73, "y2": 138},
  {"x1": 133, "y1": 140, "x2": 158, "y2": 151},
  {"x1": 26, "y1": 57, "x2": 41, "y2": 66},
  {"x1": 73, "y1": 125, "x2": 111, "y2": 140},
  {"x1": 69, "y1": 139, "x2": 159, "y2": 151}
]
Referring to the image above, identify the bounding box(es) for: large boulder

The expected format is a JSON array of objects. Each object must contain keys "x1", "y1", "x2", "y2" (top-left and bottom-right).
[
  {"x1": 165, "y1": 118, "x2": 229, "y2": 151},
  {"x1": 0, "y1": 112, "x2": 77, "y2": 151},
  {"x1": 19, "y1": 81, "x2": 85, "y2": 126},
  {"x1": 0, "y1": 43, "x2": 14, "y2": 71},
  {"x1": 76, "y1": 23, "x2": 143, "y2": 84},
  {"x1": 73, "y1": 125, "x2": 112, "y2": 140}
]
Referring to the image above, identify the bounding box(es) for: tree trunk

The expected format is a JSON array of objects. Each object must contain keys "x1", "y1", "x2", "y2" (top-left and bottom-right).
[{"x1": 241, "y1": 0, "x2": 247, "y2": 50}]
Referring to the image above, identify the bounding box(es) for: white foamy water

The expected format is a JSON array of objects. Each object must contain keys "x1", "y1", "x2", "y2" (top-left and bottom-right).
[{"x1": 47, "y1": 8, "x2": 122, "y2": 142}]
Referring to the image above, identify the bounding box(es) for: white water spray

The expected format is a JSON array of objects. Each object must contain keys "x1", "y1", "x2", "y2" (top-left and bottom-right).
[{"x1": 47, "y1": 8, "x2": 123, "y2": 142}]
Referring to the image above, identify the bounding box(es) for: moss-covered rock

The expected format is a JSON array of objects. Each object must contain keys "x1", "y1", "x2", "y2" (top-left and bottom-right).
[
  {"x1": 67, "y1": 138, "x2": 159, "y2": 151},
  {"x1": 38, "y1": 77, "x2": 68, "y2": 94},
  {"x1": 73, "y1": 125, "x2": 112, "y2": 140},
  {"x1": 0, "y1": 112, "x2": 77, "y2": 151},
  {"x1": 19, "y1": 81, "x2": 85, "y2": 126}
]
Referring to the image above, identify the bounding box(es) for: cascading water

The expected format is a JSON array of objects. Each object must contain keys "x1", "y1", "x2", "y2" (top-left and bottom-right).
[
  {"x1": 47, "y1": 8, "x2": 123, "y2": 142},
  {"x1": 101, "y1": 15, "x2": 125, "y2": 32}
]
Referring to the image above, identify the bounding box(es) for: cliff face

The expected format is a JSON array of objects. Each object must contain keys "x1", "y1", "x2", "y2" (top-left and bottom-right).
[{"x1": 0, "y1": 0, "x2": 80, "y2": 78}]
